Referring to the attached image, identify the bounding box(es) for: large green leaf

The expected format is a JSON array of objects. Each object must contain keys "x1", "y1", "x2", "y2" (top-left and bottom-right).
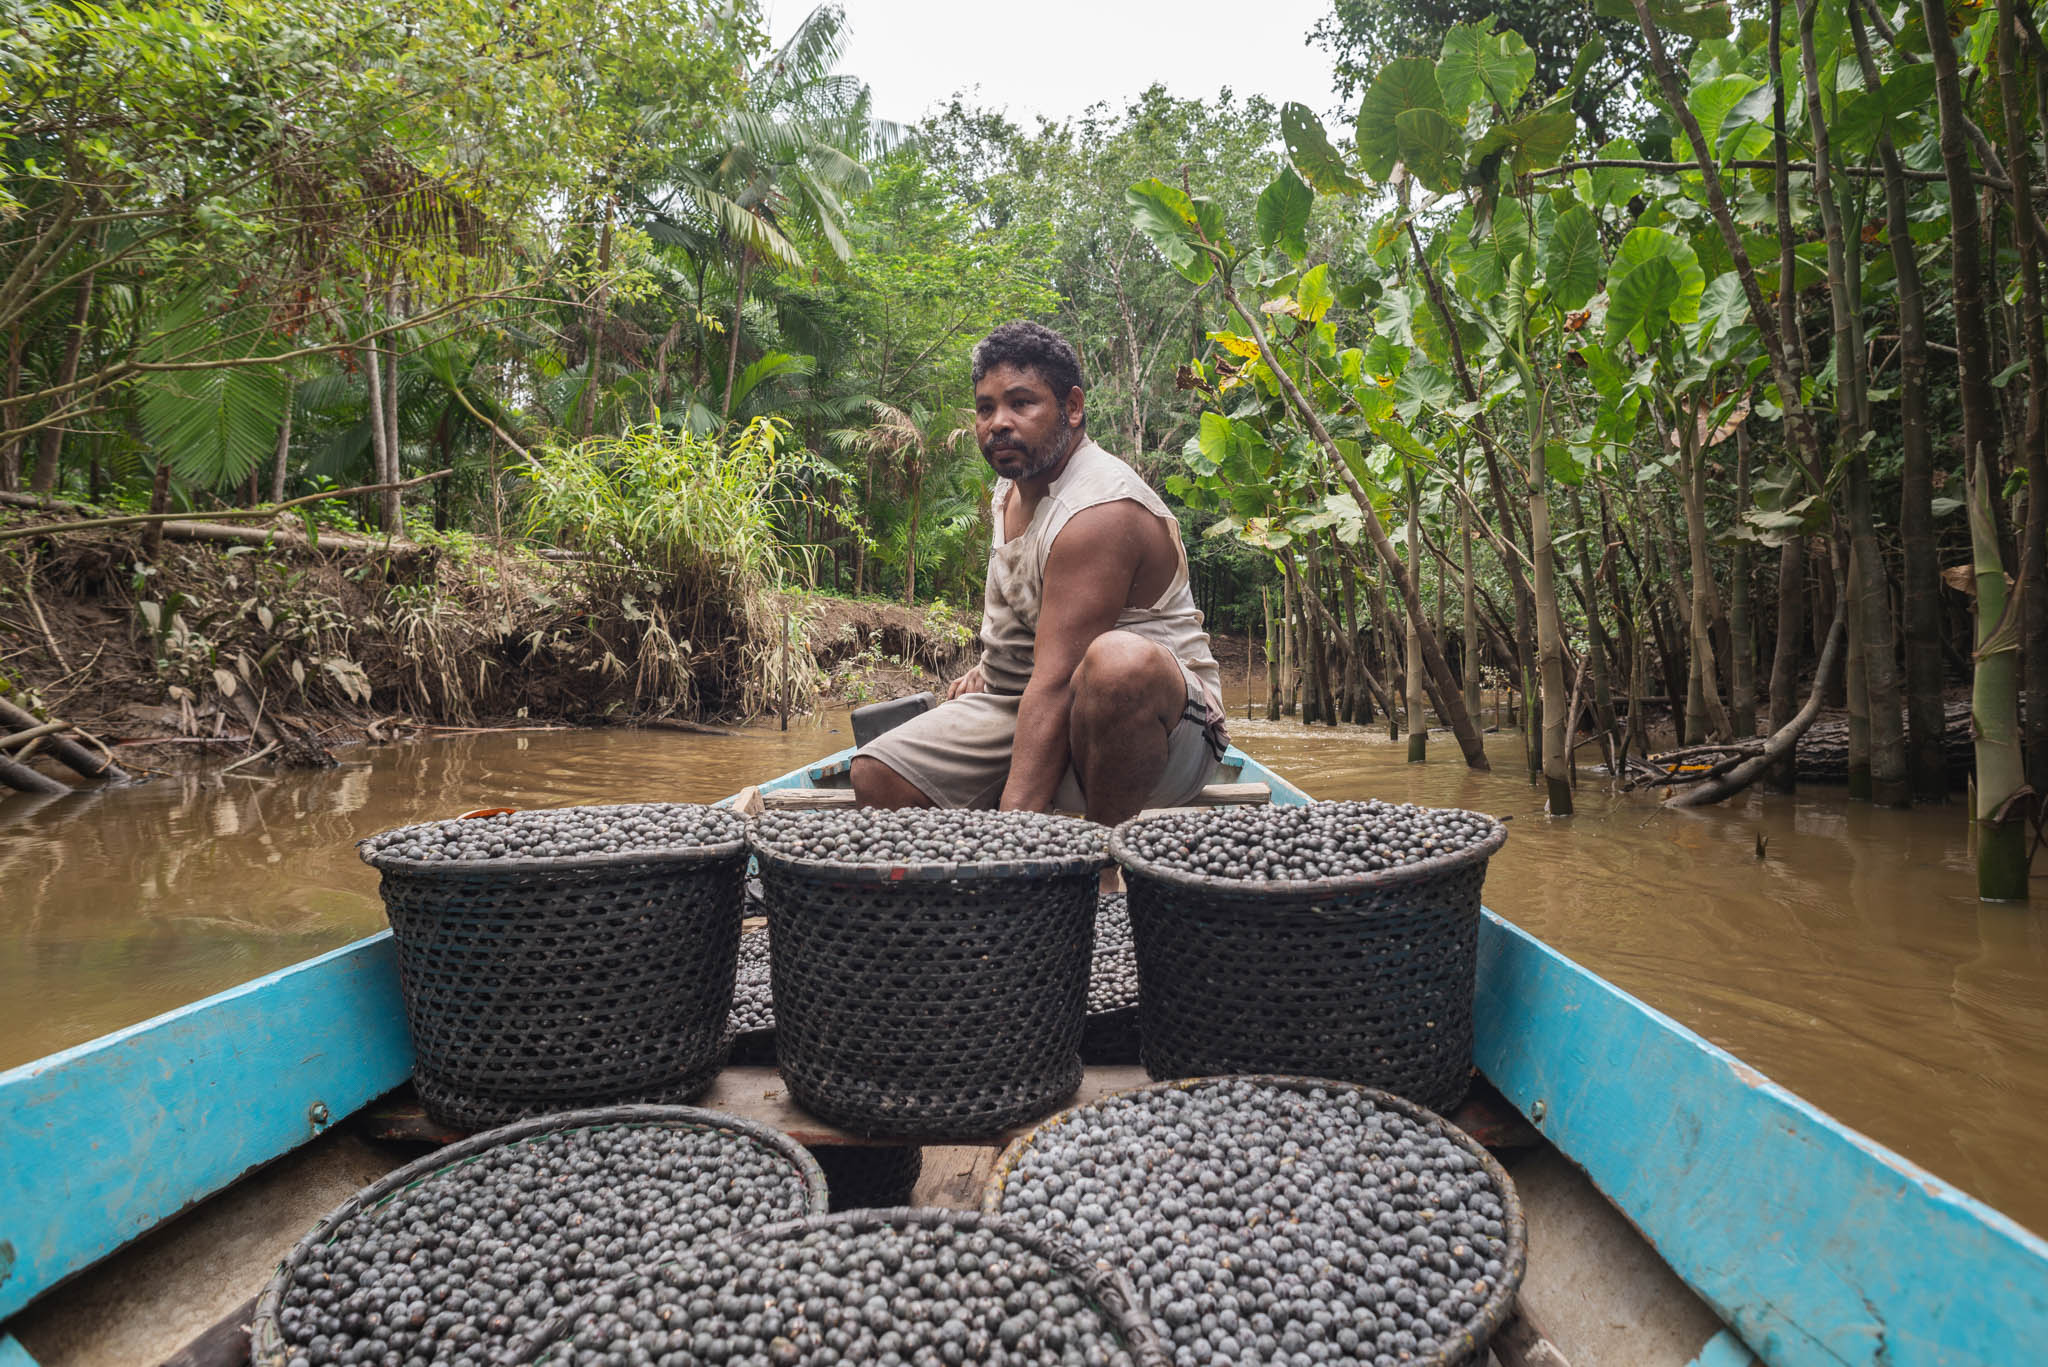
[
  {"x1": 1296, "y1": 263, "x2": 1336, "y2": 323},
  {"x1": 1474, "y1": 102, "x2": 1578, "y2": 174},
  {"x1": 1396, "y1": 107, "x2": 1465, "y2": 191},
  {"x1": 141, "y1": 363, "x2": 290, "y2": 491},
  {"x1": 1355, "y1": 58, "x2": 1446, "y2": 182},
  {"x1": 1283, "y1": 103, "x2": 1365, "y2": 193},
  {"x1": 1543, "y1": 204, "x2": 1603, "y2": 310},
  {"x1": 1689, "y1": 73, "x2": 1760, "y2": 158},
  {"x1": 1125, "y1": 179, "x2": 1215, "y2": 283},
  {"x1": 1607, "y1": 254, "x2": 1683, "y2": 346},
  {"x1": 1255, "y1": 166, "x2": 1314, "y2": 258},
  {"x1": 1610, "y1": 226, "x2": 1705, "y2": 330},
  {"x1": 1585, "y1": 137, "x2": 1644, "y2": 206},
  {"x1": 1437, "y1": 23, "x2": 1535, "y2": 115},
  {"x1": 1592, "y1": 0, "x2": 1733, "y2": 40}
]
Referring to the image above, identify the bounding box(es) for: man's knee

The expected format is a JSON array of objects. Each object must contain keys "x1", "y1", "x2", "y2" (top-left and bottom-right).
[
  {"x1": 851, "y1": 754, "x2": 932, "y2": 808},
  {"x1": 1072, "y1": 632, "x2": 1182, "y2": 725}
]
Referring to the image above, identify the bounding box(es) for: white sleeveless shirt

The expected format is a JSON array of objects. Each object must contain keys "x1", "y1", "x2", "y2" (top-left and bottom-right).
[{"x1": 977, "y1": 439, "x2": 1222, "y2": 700}]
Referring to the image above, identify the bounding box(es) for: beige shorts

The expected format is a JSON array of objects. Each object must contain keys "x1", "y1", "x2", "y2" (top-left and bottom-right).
[{"x1": 857, "y1": 654, "x2": 1229, "y2": 812}]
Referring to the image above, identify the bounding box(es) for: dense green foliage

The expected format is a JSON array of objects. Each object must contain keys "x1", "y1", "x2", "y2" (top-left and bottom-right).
[{"x1": 3, "y1": 0, "x2": 2044, "y2": 891}]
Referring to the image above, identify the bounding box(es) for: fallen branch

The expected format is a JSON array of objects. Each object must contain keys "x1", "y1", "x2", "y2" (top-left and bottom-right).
[
  {"x1": 0, "y1": 719, "x2": 76, "y2": 750},
  {"x1": 0, "y1": 693, "x2": 129, "y2": 781},
  {"x1": 218, "y1": 740, "x2": 279, "y2": 774},
  {"x1": 1667, "y1": 607, "x2": 1848, "y2": 808},
  {"x1": 0, "y1": 469, "x2": 453, "y2": 543},
  {"x1": 0, "y1": 749, "x2": 67, "y2": 794}
]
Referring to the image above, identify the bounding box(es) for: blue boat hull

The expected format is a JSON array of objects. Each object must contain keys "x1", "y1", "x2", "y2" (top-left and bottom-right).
[{"x1": 3, "y1": 744, "x2": 2043, "y2": 1365}]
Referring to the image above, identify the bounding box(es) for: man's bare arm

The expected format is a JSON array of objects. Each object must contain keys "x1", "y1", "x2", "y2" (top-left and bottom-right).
[{"x1": 998, "y1": 502, "x2": 1152, "y2": 811}]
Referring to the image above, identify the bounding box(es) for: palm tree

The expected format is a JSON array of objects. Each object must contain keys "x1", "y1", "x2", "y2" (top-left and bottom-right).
[
  {"x1": 630, "y1": 5, "x2": 888, "y2": 422},
  {"x1": 832, "y1": 399, "x2": 972, "y2": 604}
]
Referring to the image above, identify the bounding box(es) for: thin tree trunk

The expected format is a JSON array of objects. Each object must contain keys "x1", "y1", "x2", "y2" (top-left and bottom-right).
[
  {"x1": 1851, "y1": 2, "x2": 1946, "y2": 800},
  {"x1": 1679, "y1": 404, "x2": 1734, "y2": 741},
  {"x1": 577, "y1": 199, "x2": 615, "y2": 439},
  {"x1": 1925, "y1": 0, "x2": 2030, "y2": 895},
  {"x1": 363, "y1": 338, "x2": 391, "y2": 533},
  {"x1": 30, "y1": 260, "x2": 96, "y2": 494},
  {"x1": 1264, "y1": 586, "x2": 1281, "y2": 720},
  {"x1": 1311, "y1": 536, "x2": 1338, "y2": 727},
  {"x1": 905, "y1": 460, "x2": 920, "y2": 606},
  {"x1": 270, "y1": 377, "x2": 295, "y2": 504},
  {"x1": 721, "y1": 250, "x2": 753, "y2": 422},
  {"x1": 1570, "y1": 483, "x2": 1620, "y2": 757},
  {"x1": 1528, "y1": 397, "x2": 1569, "y2": 810},
  {"x1": 1341, "y1": 556, "x2": 1361, "y2": 723},
  {"x1": 382, "y1": 283, "x2": 403, "y2": 533},
  {"x1": 1845, "y1": 541, "x2": 1873, "y2": 799},
  {"x1": 0, "y1": 326, "x2": 22, "y2": 491},
  {"x1": 141, "y1": 457, "x2": 172, "y2": 558},
  {"x1": 1766, "y1": 537, "x2": 1806, "y2": 792},
  {"x1": 1999, "y1": 0, "x2": 2048, "y2": 798},
  {"x1": 1462, "y1": 458, "x2": 1480, "y2": 724},
  {"x1": 1406, "y1": 468, "x2": 1427, "y2": 762},
  {"x1": 1730, "y1": 426, "x2": 1756, "y2": 738}
]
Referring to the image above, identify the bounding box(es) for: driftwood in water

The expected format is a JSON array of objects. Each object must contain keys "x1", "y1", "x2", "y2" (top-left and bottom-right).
[
  {"x1": 1666, "y1": 607, "x2": 1847, "y2": 809},
  {"x1": 636, "y1": 717, "x2": 742, "y2": 738},
  {"x1": 0, "y1": 748, "x2": 67, "y2": 794},
  {"x1": 0, "y1": 694, "x2": 130, "y2": 782},
  {"x1": 227, "y1": 693, "x2": 335, "y2": 769}
]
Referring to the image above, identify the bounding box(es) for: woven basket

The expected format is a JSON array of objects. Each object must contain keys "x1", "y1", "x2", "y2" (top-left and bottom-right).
[
  {"x1": 984, "y1": 1075, "x2": 1527, "y2": 1367},
  {"x1": 1109, "y1": 805, "x2": 1506, "y2": 1112},
  {"x1": 503, "y1": 1207, "x2": 1172, "y2": 1366},
  {"x1": 728, "y1": 925, "x2": 777, "y2": 1065},
  {"x1": 809, "y1": 1142, "x2": 925, "y2": 1210},
  {"x1": 249, "y1": 1105, "x2": 829, "y2": 1367},
  {"x1": 751, "y1": 825, "x2": 1108, "y2": 1138},
  {"x1": 361, "y1": 807, "x2": 748, "y2": 1130}
]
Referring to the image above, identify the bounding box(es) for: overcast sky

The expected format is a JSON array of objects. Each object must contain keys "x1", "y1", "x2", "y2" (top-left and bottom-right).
[{"x1": 762, "y1": 1, "x2": 1345, "y2": 130}]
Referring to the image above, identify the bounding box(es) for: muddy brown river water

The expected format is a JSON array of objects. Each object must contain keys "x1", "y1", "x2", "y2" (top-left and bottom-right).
[{"x1": 3, "y1": 714, "x2": 2044, "y2": 1234}]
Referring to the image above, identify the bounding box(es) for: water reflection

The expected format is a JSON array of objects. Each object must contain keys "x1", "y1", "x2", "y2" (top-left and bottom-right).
[{"x1": 3, "y1": 714, "x2": 2044, "y2": 1234}]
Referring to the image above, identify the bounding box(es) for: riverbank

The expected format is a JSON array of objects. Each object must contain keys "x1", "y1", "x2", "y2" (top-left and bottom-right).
[{"x1": 1, "y1": 522, "x2": 977, "y2": 780}]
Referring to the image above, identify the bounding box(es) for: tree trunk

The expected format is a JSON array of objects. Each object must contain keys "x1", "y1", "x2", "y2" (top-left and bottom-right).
[
  {"x1": 1281, "y1": 560, "x2": 1299, "y2": 717},
  {"x1": 1679, "y1": 405, "x2": 1734, "y2": 741},
  {"x1": 0, "y1": 326, "x2": 22, "y2": 492},
  {"x1": 1310, "y1": 537, "x2": 1338, "y2": 727},
  {"x1": 141, "y1": 456, "x2": 172, "y2": 558},
  {"x1": 577, "y1": 199, "x2": 615, "y2": 440},
  {"x1": 1341, "y1": 556, "x2": 1361, "y2": 723},
  {"x1": 270, "y1": 377, "x2": 296, "y2": 504},
  {"x1": 1730, "y1": 426, "x2": 1755, "y2": 738},
  {"x1": 363, "y1": 338, "x2": 391, "y2": 533},
  {"x1": 1264, "y1": 586, "x2": 1281, "y2": 720},
  {"x1": 1462, "y1": 463, "x2": 1480, "y2": 724},
  {"x1": 1845, "y1": 541, "x2": 1872, "y2": 800},
  {"x1": 1766, "y1": 537, "x2": 1805, "y2": 792},
  {"x1": 1925, "y1": 0, "x2": 2030, "y2": 895},
  {"x1": 1570, "y1": 483, "x2": 1620, "y2": 758},
  {"x1": 721, "y1": 250, "x2": 753, "y2": 423},
  {"x1": 1851, "y1": 1, "x2": 1947, "y2": 801},
  {"x1": 1527, "y1": 399, "x2": 1569, "y2": 811},
  {"x1": 1999, "y1": 0, "x2": 2048, "y2": 799},
  {"x1": 905, "y1": 460, "x2": 920, "y2": 606},
  {"x1": 30, "y1": 261, "x2": 96, "y2": 494},
  {"x1": 1406, "y1": 469, "x2": 1427, "y2": 762},
  {"x1": 382, "y1": 283, "x2": 403, "y2": 533}
]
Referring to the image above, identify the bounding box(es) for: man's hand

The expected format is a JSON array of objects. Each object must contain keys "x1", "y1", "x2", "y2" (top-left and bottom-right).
[{"x1": 946, "y1": 664, "x2": 987, "y2": 701}]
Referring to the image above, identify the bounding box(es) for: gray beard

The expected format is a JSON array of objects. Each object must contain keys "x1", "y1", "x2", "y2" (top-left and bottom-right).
[{"x1": 988, "y1": 420, "x2": 1077, "y2": 481}]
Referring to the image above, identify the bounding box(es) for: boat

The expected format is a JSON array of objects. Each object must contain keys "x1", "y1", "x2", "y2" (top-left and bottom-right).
[{"x1": 3, "y1": 742, "x2": 2045, "y2": 1367}]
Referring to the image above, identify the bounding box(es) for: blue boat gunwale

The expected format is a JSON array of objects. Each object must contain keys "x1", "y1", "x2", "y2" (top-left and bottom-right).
[{"x1": 2, "y1": 743, "x2": 2043, "y2": 1367}]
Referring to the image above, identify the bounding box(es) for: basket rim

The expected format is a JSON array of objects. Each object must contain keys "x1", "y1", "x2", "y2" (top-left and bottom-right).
[
  {"x1": 747, "y1": 831, "x2": 1112, "y2": 884},
  {"x1": 500, "y1": 1205, "x2": 1173, "y2": 1367},
  {"x1": 247, "y1": 1103, "x2": 831, "y2": 1367},
  {"x1": 980, "y1": 1072, "x2": 1529, "y2": 1367},
  {"x1": 1108, "y1": 803, "x2": 1506, "y2": 900},
  {"x1": 359, "y1": 834, "x2": 748, "y2": 874}
]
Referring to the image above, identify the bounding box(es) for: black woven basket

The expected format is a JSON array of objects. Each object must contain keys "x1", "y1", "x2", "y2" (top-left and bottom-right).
[
  {"x1": 503, "y1": 1207, "x2": 1172, "y2": 1366},
  {"x1": 360, "y1": 806, "x2": 748, "y2": 1130},
  {"x1": 1109, "y1": 805, "x2": 1506, "y2": 1113},
  {"x1": 750, "y1": 822, "x2": 1109, "y2": 1139},
  {"x1": 248, "y1": 1105, "x2": 830, "y2": 1367},
  {"x1": 808, "y1": 1143, "x2": 925, "y2": 1210},
  {"x1": 728, "y1": 925, "x2": 777, "y2": 1065},
  {"x1": 984, "y1": 1075, "x2": 1527, "y2": 1367}
]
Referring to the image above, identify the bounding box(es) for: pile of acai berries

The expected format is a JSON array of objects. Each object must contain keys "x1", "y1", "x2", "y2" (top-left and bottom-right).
[
  {"x1": 360, "y1": 803, "x2": 745, "y2": 864},
  {"x1": 522, "y1": 1216, "x2": 1147, "y2": 1367},
  {"x1": 1119, "y1": 801, "x2": 1498, "y2": 882},
  {"x1": 729, "y1": 929, "x2": 775, "y2": 1036},
  {"x1": 992, "y1": 1078, "x2": 1516, "y2": 1367},
  {"x1": 272, "y1": 1122, "x2": 817, "y2": 1367},
  {"x1": 750, "y1": 808, "x2": 1107, "y2": 867},
  {"x1": 1089, "y1": 893, "x2": 1138, "y2": 1015}
]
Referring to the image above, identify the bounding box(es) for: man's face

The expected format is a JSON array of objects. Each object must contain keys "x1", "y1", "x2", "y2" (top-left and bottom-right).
[{"x1": 974, "y1": 362, "x2": 1080, "y2": 481}]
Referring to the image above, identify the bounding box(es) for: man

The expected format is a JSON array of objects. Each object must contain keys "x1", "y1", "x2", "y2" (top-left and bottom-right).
[{"x1": 851, "y1": 321, "x2": 1228, "y2": 825}]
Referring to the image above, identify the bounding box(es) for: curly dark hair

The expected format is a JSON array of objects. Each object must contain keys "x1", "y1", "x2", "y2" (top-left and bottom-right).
[{"x1": 970, "y1": 321, "x2": 1085, "y2": 407}]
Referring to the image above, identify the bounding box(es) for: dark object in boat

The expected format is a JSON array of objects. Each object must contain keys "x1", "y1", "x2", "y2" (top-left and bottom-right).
[
  {"x1": 1110, "y1": 803, "x2": 1506, "y2": 1113},
  {"x1": 360, "y1": 804, "x2": 748, "y2": 1129},
  {"x1": 849, "y1": 690, "x2": 935, "y2": 747},
  {"x1": 750, "y1": 811, "x2": 1109, "y2": 1138},
  {"x1": 249, "y1": 1106, "x2": 827, "y2": 1367},
  {"x1": 988, "y1": 1076, "x2": 1526, "y2": 1367},
  {"x1": 807, "y1": 1142, "x2": 924, "y2": 1211}
]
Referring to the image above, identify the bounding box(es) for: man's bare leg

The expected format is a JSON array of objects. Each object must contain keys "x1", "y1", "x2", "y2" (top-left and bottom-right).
[
  {"x1": 850, "y1": 755, "x2": 935, "y2": 808},
  {"x1": 1068, "y1": 631, "x2": 1188, "y2": 830}
]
